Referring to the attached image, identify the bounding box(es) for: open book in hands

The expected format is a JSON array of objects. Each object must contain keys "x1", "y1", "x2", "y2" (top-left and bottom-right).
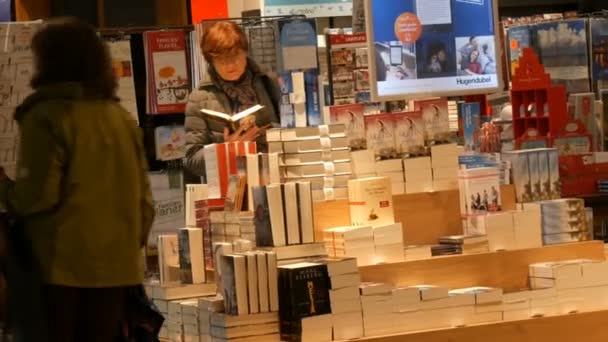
[{"x1": 201, "y1": 104, "x2": 264, "y2": 132}]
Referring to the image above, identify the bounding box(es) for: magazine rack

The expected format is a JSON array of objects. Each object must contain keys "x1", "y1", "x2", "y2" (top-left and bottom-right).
[{"x1": 510, "y1": 48, "x2": 568, "y2": 150}]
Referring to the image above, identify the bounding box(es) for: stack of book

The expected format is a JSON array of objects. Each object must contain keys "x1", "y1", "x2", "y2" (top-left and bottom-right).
[
  {"x1": 324, "y1": 225, "x2": 375, "y2": 266},
  {"x1": 431, "y1": 143, "x2": 460, "y2": 192},
  {"x1": 324, "y1": 257, "x2": 363, "y2": 340},
  {"x1": 360, "y1": 282, "x2": 396, "y2": 336},
  {"x1": 435, "y1": 235, "x2": 489, "y2": 255},
  {"x1": 449, "y1": 287, "x2": 504, "y2": 324},
  {"x1": 376, "y1": 159, "x2": 405, "y2": 195},
  {"x1": 404, "y1": 245, "x2": 433, "y2": 261},
  {"x1": 266, "y1": 124, "x2": 352, "y2": 201},
  {"x1": 204, "y1": 142, "x2": 257, "y2": 199},
  {"x1": 465, "y1": 204, "x2": 543, "y2": 251},
  {"x1": 403, "y1": 156, "x2": 433, "y2": 194},
  {"x1": 220, "y1": 251, "x2": 279, "y2": 317},
  {"x1": 538, "y1": 199, "x2": 591, "y2": 245},
  {"x1": 199, "y1": 295, "x2": 279, "y2": 342},
  {"x1": 239, "y1": 212, "x2": 256, "y2": 245},
  {"x1": 527, "y1": 259, "x2": 608, "y2": 316},
  {"x1": 260, "y1": 243, "x2": 328, "y2": 266},
  {"x1": 348, "y1": 176, "x2": 394, "y2": 227},
  {"x1": 372, "y1": 223, "x2": 405, "y2": 264},
  {"x1": 252, "y1": 182, "x2": 315, "y2": 248}
]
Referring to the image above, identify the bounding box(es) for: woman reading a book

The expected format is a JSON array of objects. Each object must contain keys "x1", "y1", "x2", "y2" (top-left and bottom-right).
[{"x1": 184, "y1": 21, "x2": 280, "y2": 182}]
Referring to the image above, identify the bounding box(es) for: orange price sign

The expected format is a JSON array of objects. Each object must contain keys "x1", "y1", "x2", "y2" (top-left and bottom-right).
[{"x1": 394, "y1": 13, "x2": 422, "y2": 44}]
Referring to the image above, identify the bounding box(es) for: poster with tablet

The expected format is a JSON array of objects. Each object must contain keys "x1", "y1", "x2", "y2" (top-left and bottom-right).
[{"x1": 364, "y1": 0, "x2": 501, "y2": 101}]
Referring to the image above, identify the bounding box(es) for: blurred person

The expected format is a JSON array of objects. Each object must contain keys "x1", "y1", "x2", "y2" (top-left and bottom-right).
[
  {"x1": 0, "y1": 17, "x2": 154, "y2": 342},
  {"x1": 184, "y1": 21, "x2": 280, "y2": 182}
]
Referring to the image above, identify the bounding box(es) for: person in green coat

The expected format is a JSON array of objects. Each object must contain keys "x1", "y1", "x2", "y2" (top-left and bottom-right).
[{"x1": 0, "y1": 17, "x2": 155, "y2": 342}]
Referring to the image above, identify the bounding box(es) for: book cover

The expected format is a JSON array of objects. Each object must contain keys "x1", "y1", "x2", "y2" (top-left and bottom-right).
[
  {"x1": 154, "y1": 125, "x2": 185, "y2": 161},
  {"x1": 297, "y1": 182, "x2": 315, "y2": 244},
  {"x1": 158, "y1": 234, "x2": 180, "y2": 285},
  {"x1": 201, "y1": 105, "x2": 263, "y2": 133},
  {"x1": 417, "y1": 99, "x2": 450, "y2": 142},
  {"x1": 305, "y1": 70, "x2": 321, "y2": 126},
  {"x1": 245, "y1": 252, "x2": 260, "y2": 314},
  {"x1": 278, "y1": 72, "x2": 295, "y2": 128},
  {"x1": 459, "y1": 102, "x2": 481, "y2": 153},
  {"x1": 266, "y1": 184, "x2": 287, "y2": 247},
  {"x1": 267, "y1": 251, "x2": 280, "y2": 312},
  {"x1": 204, "y1": 143, "x2": 229, "y2": 199},
  {"x1": 257, "y1": 252, "x2": 270, "y2": 313},
  {"x1": 108, "y1": 39, "x2": 139, "y2": 123},
  {"x1": 221, "y1": 254, "x2": 249, "y2": 315},
  {"x1": 224, "y1": 175, "x2": 247, "y2": 212},
  {"x1": 283, "y1": 183, "x2": 301, "y2": 245},
  {"x1": 458, "y1": 167, "x2": 502, "y2": 217},
  {"x1": 143, "y1": 30, "x2": 190, "y2": 114},
  {"x1": 393, "y1": 111, "x2": 425, "y2": 157},
  {"x1": 278, "y1": 262, "x2": 332, "y2": 341},
  {"x1": 178, "y1": 228, "x2": 205, "y2": 284},
  {"x1": 329, "y1": 103, "x2": 366, "y2": 150},
  {"x1": 348, "y1": 177, "x2": 394, "y2": 227},
  {"x1": 365, "y1": 114, "x2": 396, "y2": 159}
]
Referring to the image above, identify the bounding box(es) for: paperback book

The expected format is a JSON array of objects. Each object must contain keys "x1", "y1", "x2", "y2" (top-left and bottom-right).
[
  {"x1": 329, "y1": 103, "x2": 366, "y2": 150},
  {"x1": 365, "y1": 114, "x2": 396, "y2": 159},
  {"x1": 143, "y1": 29, "x2": 190, "y2": 114},
  {"x1": 393, "y1": 111, "x2": 425, "y2": 157},
  {"x1": 154, "y1": 125, "x2": 185, "y2": 161}
]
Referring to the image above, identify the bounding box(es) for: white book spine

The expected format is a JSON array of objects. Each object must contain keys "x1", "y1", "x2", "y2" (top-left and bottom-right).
[
  {"x1": 246, "y1": 253, "x2": 260, "y2": 314},
  {"x1": 257, "y1": 252, "x2": 270, "y2": 313},
  {"x1": 298, "y1": 181, "x2": 315, "y2": 243},
  {"x1": 246, "y1": 154, "x2": 260, "y2": 211},
  {"x1": 266, "y1": 252, "x2": 279, "y2": 312},
  {"x1": 283, "y1": 183, "x2": 301, "y2": 245},
  {"x1": 266, "y1": 184, "x2": 287, "y2": 246}
]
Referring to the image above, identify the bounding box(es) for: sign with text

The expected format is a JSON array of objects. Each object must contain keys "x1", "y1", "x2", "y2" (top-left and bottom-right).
[{"x1": 264, "y1": 0, "x2": 352, "y2": 17}]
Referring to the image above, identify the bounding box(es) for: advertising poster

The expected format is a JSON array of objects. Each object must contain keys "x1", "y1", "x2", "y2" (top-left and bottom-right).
[
  {"x1": 365, "y1": 0, "x2": 500, "y2": 101},
  {"x1": 264, "y1": 0, "x2": 352, "y2": 17},
  {"x1": 535, "y1": 19, "x2": 590, "y2": 94},
  {"x1": 590, "y1": 18, "x2": 608, "y2": 83}
]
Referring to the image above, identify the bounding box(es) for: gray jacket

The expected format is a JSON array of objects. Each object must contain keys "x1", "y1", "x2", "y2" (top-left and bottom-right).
[{"x1": 184, "y1": 60, "x2": 281, "y2": 178}]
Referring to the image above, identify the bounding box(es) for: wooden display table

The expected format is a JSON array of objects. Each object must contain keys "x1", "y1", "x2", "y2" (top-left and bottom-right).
[
  {"x1": 359, "y1": 240, "x2": 605, "y2": 292},
  {"x1": 313, "y1": 185, "x2": 517, "y2": 244},
  {"x1": 357, "y1": 310, "x2": 608, "y2": 342}
]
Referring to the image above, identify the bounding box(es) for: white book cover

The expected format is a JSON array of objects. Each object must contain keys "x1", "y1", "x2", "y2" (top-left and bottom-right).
[
  {"x1": 297, "y1": 181, "x2": 315, "y2": 243},
  {"x1": 266, "y1": 252, "x2": 280, "y2": 312},
  {"x1": 257, "y1": 252, "x2": 270, "y2": 313},
  {"x1": 348, "y1": 177, "x2": 394, "y2": 227},
  {"x1": 245, "y1": 252, "x2": 260, "y2": 314},
  {"x1": 283, "y1": 183, "x2": 301, "y2": 245},
  {"x1": 266, "y1": 184, "x2": 287, "y2": 246}
]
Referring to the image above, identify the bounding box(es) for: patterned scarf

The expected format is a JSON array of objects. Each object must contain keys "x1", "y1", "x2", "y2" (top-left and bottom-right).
[{"x1": 209, "y1": 66, "x2": 258, "y2": 113}]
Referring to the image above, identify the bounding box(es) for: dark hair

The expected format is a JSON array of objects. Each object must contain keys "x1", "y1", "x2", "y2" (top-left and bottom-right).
[{"x1": 30, "y1": 17, "x2": 117, "y2": 99}]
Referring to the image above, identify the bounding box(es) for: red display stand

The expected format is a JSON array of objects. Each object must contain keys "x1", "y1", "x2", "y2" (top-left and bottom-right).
[{"x1": 510, "y1": 48, "x2": 568, "y2": 150}]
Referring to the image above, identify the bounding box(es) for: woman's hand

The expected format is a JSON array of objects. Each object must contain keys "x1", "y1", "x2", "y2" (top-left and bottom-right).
[{"x1": 223, "y1": 124, "x2": 271, "y2": 143}]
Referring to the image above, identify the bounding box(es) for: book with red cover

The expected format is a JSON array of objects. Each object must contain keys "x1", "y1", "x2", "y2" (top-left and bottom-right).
[{"x1": 143, "y1": 30, "x2": 190, "y2": 114}]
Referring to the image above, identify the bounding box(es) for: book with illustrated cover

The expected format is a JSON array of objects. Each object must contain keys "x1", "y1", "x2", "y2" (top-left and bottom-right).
[
  {"x1": 348, "y1": 176, "x2": 394, "y2": 227},
  {"x1": 330, "y1": 103, "x2": 366, "y2": 150},
  {"x1": 158, "y1": 234, "x2": 180, "y2": 285},
  {"x1": 393, "y1": 111, "x2": 425, "y2": 157},
  {"x1": 365, "y1": 114, "x2": 396, "y2": 159},
  {"x1": 154, "y1": 125, "x2": 185, "y2": 161},
  {"x1": 108, "y1": 39, "x2": 139, "y2": 123},
  {"x1": 224, "y1": 175, "x2": 247, "y2": 212},
  {"x1": 414, "y1": 98, "x2": 450, "y2": 142},
  {"x1": 143, "y1": 30, "x2": 190, "y2": 114},
  {"x1": 459, "y1": 102, "x2": 481, "y2": 153}
]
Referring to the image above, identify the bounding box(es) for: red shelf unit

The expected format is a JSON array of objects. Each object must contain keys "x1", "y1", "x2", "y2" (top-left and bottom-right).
[{"x1": 510, "y1": 48, "x2": 568, "y2": 149}]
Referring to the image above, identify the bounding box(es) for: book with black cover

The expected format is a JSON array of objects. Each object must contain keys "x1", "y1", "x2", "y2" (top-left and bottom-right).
[{"x1": 278, "y1": 262, "x2": 332, "y2": 341}]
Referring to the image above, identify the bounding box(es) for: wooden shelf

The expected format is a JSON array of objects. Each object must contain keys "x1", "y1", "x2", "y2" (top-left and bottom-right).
[
  {"x1": 356, "y1": 309, "x2": 608, "y2": 342},
  {"x1": 313, "y1": 185, "x2": 517, "y2": 245},
  {"x1": 359, "y1": 241, "x2": 605, "y2": 292}
]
